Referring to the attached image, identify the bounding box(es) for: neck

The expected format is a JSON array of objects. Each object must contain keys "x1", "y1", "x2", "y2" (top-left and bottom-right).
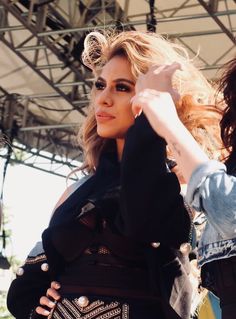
[{"x1": 116, "y1": 138, "x2": 125, "y2": 161}]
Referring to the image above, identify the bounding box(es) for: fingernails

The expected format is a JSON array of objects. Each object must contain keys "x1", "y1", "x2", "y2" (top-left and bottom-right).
[
  {"x1": 55, "y1": 282, "x2": 60, "y2": 289},
  {"x1": 49, "y1": 301, "x2": 56, "y2": 307},
  {"x1": 135, "y1": 110, "x2": 142, "y2": 118},
  {"x1": 43, "y1": 310, "x2": 50, "y2": 315}
]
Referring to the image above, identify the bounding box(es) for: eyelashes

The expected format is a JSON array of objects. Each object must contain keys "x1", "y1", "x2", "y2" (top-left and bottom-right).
[
  {"x1": 116, "y1": 84, "x2": 132, "y2": 92},
  {"x1": 94, "y1": 81, "x2": 105, "y2": 90},
  {"x1": 94, "y1": 81, "x2": 132, "y2": 92}
]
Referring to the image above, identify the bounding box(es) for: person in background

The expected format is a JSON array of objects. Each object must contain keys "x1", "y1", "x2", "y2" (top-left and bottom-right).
[
  {"x1": 132, "y1": 57, "x2": 236, "y2": 319},
  {"x1": 7, "y1": 30, "x2": 217, "y2": 319}
]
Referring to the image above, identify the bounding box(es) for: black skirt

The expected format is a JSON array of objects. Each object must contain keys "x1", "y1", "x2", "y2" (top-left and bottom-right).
[
  {"x1": 48, "y1": 249, "x2": 163, "y2": 318},
  {"x1": 49, "y1": 293, "x2": 164, "y2": 319}
]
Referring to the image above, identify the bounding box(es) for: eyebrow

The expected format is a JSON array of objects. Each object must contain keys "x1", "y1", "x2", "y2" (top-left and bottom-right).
[{"x1": 96, "y1": 76, "x2": 135, "y2": 86}]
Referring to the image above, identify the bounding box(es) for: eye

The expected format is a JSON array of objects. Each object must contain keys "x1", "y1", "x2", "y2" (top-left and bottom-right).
[
  {"x1": 94, "y1": 81, "x2": 105, "y2": 90},
  {"x1": 116, "y1": 83, "x2": 132, "y2": 92}
]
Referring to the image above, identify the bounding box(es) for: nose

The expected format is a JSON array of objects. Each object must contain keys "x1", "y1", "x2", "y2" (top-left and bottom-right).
[{"x1": 96, "y1": 87, "x2": 113, "y2": 107}]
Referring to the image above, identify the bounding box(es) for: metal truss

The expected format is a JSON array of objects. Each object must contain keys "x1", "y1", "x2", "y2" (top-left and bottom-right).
[
  {"x1": 0, "y1": 86, "x2": 81, "y2": 179},
  {"x1": 0, "y1": 0, "x2": 94, "y2": 117},
  {"x1": 0, "y1": 0, "x2": 130, "y2": 177},
  {"x1": 125, "y1": 0, "x2": 236, "y2": 74},
  {"x1": 197, "y1": 0, "x2": 235, "y2": 44},
  {"x1": 0, "y1": 0, "x2": 235, "y2": 178}
]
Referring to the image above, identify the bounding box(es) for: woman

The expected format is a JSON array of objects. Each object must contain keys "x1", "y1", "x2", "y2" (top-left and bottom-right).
[
  {"x1": 7, "y1": 30, "x2": 214, "y2": 319},
  {"x1": 133, "y1": 57, "x2": 236, "y2": 319}
]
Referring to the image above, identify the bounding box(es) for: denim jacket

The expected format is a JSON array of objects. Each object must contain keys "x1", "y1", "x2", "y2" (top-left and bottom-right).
[{"x1": 185, "y1": 160, "x2": 236, "y2": 267}]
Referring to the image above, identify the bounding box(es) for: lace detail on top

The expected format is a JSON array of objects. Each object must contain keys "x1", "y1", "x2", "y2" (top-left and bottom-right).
[{"x1": 84, "y1": 245, "x2": 111, "y2": 255}]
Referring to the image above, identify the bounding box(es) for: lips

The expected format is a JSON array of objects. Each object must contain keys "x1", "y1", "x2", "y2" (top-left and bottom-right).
[{"x1": 96, "y1": 111, "x2": 115, "y2": 121}]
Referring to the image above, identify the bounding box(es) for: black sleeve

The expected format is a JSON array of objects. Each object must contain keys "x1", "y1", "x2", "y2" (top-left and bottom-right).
[
  {"x1": 119, "y1": 113, "x2": 191, "y2": 247},
  {"x1": 7, "y1": 254, "x2": 51, "y2": 319}
]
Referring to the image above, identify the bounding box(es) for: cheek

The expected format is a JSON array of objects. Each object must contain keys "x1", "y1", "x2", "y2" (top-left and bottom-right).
[
  {"x1": 125, "y1": 102, "x2": 135, "y2": 121},
  {"x1": 93, "y1": 94, "x2": 100, "y2": 110},
  {"x1": 124, "y1": 97, "x2": 135, "y2": 116},
  {"x1": 120, "y1": 108, "x2": 135, "y2": 130}
]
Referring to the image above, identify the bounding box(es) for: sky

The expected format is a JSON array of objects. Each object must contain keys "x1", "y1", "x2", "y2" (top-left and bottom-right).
[{"x1": 0, "y1": 161, "x2": 68, "y2": 262}]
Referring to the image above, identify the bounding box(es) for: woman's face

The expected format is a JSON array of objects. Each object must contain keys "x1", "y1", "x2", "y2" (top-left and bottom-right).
[{"x1": 94, "y1": 55, "x2": 136, "y2": 139}]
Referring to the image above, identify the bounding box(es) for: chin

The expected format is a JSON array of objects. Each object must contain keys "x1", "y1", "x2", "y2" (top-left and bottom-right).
[
  {"x1": 97, "y1": 129, "x2": 114, "y2": 139},
  {"x1": 97, "y1": 129, "x2": 124, "y2": 139},
  {"x1": 97, "y1": 127, "x2": 113, "y2": 138}
]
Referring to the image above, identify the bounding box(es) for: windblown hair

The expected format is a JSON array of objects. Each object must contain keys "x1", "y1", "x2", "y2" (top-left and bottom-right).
[
  {"x1": 219, "y1": 57, "x2": 236, "y2": 172},
  {"x1": 78, "y1": 30, "x2": 222, "y2": 172},
  {"x1": 167, "y1": 95, "x2": 226, "y2": 188},
  {"x1": 177, "y1": 96, "x2": 224, "y2": 160}
]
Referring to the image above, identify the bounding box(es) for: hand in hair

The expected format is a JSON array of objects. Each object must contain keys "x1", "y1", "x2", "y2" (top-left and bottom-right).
[
  {"x1": 135, "y1": 62, "x2": 181, "y2": 101},
  {"x1": 131, "y1": 62, "x2": 182, "y2": 136},
  {"x1": 131, "y1": 88, "x2": 179, "y2": 139},
  {"x1": 131, "y1": 63, "x2": 209, "y2": 183}
]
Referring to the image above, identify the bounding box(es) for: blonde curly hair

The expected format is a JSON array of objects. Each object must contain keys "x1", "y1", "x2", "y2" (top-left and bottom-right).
[{"x1": 78, "y1": 30, "x2": 223, "y2": 173}]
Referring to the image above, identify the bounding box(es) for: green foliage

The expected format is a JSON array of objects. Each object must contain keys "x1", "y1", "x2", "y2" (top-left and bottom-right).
[
  {"x1": 0, "y1": 201, "x2": 17, "y2": 319},
  {"x1": 0, "y1": 292, "x2": 13, "y2": 318}
]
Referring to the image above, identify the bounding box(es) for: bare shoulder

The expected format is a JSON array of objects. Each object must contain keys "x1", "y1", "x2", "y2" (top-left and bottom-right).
[{"x1": 52, "y1": 175, "x2": 92, "y2": 214}]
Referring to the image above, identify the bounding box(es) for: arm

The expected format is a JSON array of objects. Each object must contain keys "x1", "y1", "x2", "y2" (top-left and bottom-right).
[
  {"x1": 132, "y1": 65, "x2": 236, "y2": 238},
  {"x1": 7, "y1": 242, "x2": 51, "y2": 319},
  {"x1": 7, "y1": 177, "x2": 91, "y2": 318},
  {"x1": 131, "y1": 62, "x2": 209, "y2": 184},
  {"x1": 132, "y1": 89, "x2": 209, "y2": 184},
  {"x1": 119, "y1": 113, "x2": 191, "y2": 247},
  {"x1": 7, "y1": 182, "x2": 80, "y2": 318},
  {"x1": 153, "y1": 105, "x2": 209, "y2": 182}
]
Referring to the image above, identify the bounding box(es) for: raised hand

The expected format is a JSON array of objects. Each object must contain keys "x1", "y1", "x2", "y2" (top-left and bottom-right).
[
  {"x1": 131, "y1": 62, "x2": 182, "y2": 137},
  {"x1": 135, "y1": 62, "x2": 182, "y2": 101}
]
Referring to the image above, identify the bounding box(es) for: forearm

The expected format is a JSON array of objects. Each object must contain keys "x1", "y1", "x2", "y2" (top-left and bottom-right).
[
  {"x1": 162, "y1": 119, "x2": 209, "y2": 183},
  {"x1": 120, "y1": 114, "x2": 191, "y2": 245},
  {"x1": 7, "y1": 242, "x2": 51, "y2": 318},
  {"x1": 134, "y1": 90, "x2": 210, "y2": 183}
]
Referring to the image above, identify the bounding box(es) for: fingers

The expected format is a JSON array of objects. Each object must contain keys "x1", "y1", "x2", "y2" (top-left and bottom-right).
[
  {"x1": 149, "y1": 62, "x2": 182, "y2": 76},
  {"x1": 36, "y1": 293, "x2": 56, "y2": 316},
  {"x1": 51, "y1": 281, "x2": 61, "y2": 291},
  {"x1": 131, "y1": 89, "x2": 176, "y2": 116},
  {"x1": 35, "y1": 281, "x2": 61, "y2": 316},
  {"x1": 131, "y1": 89, "x2": 179, "y2": 139},
  {"x1": 136, "y1": 62, "x2": 182, "y2": 97},
  {"x1": 166, "y1": 62, "x2": 182, "y2": 74},
  {"x1": 130, "y1": 95, "x2": 142, "y2": 117},
  {"x1": 131, "y1": 95, "x2": 144, "y2": 117},
  {"x1": 35, "y1": 305, "x2": 51, "y2": 316},
  {"x1": 47, "y1": 282, "x2": 61, "y2": 301},
  {"x1": 131, "y1": 89, "x2": 162, "y2": 114},
  {"x1": 151, "y1": 63, "x2": 182, "y2": 88}
]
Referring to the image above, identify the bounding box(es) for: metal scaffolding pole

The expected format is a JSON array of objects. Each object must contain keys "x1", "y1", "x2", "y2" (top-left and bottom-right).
[
  {"x1": 0, "y1": 86, "x2": 82, "y2": 178},
  {"x1": 198, "y1": 0, "x2": 236, "y2": 44},
  {"x1": 0, "y1": 0, "x2": 94, "y2": 116}
]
